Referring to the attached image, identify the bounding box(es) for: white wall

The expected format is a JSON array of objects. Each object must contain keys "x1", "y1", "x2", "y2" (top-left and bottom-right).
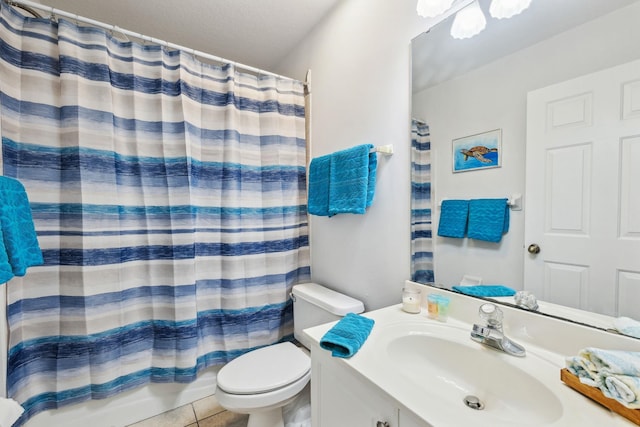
[
  {"x1": 413, "y1": 2, "x2": 640, "y2": 289},
  {"x1": 277, "y1": 1, "x2": 640, "y2": 308},
  {"x1": 276, "y1": 0, "x2": 436, "y2": 310}
]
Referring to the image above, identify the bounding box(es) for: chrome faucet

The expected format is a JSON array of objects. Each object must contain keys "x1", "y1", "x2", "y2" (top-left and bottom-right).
[{"x1": 470, "y1": 303, "x2": 526, "y2": 357}]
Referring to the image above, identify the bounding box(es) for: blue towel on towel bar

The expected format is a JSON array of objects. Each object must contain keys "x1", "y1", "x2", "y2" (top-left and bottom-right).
[
  {"x1": 329, "y1": 144, "x2": 376, "y2": 215},
  {"x1": 308, "y1": 144, "x2": 377, "y2": 216},
  {"x1": 0, "y1": 177, "x2": 43, "y2": 283},
  {"x1": 308, "y1": 154, "x2": 332, "y2": 216},
  {"x1": 320, "y1": 313, "x2": 375, "y2": 358},
  {"x1": 452, "y1": 285, "x2": 516, "y2": 297},
  {"x1": 467, "y1": 198, "x2": 509, "y2": 243},
  {"x1": 437, "y1": 199, "x2": 469, "y2": 238}
]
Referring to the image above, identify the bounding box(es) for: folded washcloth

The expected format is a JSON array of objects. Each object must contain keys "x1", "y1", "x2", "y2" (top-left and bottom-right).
[
  {"x1": 328, "y1": 144, "x2": 376, "y2": 215},
  {"x1": 452, "y1": 284, "x2": 516, "y2": 297},
  {"x1": 308, "y1": 154, "x2": 332, "y2": 216},
  {"x1": 0, "y1": 397, "x2": 24, "y2": 427},
  {"x1": 467, "y1": 198, "x2": 509, "y2": 243},
  {"x1": 437, "y1": 199, "x2": 469, "y2": 238},
  {"x1": 574, "y1": 348, "x2": 640, "y2": 377},
  {"x1": 320, "y1": 312, "x2": 374, "y2": 358},
  {"x1": 604, "y1": 374, "x2": 640, "y2": 408},
  {"x1": 566, "y1": 348, "x2": 640, "y2": 408},
  {"x1": 0, "y1": 177, "x2": 43, "y2": 282},
  {"x1": 614, "y1": 317, "x2": 640, "y2": 339}
]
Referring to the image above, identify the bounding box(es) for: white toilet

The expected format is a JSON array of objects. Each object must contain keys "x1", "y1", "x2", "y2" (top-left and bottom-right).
[{"x1": 215, "y1": 283, "x2": 365, "y2": 427}]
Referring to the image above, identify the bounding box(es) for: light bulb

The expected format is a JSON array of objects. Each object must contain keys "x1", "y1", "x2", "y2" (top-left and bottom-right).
[
  {"x1": 450, "y1": 0, "x2": 486, "y2": 39},
  {"x1": 417, "y1": 0, "x2": 455, "y2": 18},
  {"x1": 489, "y1": 0, "x2": 532, "y2": 19}
]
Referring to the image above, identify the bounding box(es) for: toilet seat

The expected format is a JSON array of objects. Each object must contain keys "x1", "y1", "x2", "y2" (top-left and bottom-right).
[
  {"x1": 217, "y1": 342, "x2": 311, "y2": 394},
  {"x1": 216, "y1": 369, "x2": 311, "y2": 412}
]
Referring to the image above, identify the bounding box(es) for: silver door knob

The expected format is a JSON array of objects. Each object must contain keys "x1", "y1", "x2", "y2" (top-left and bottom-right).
[
  {"x1": 527, "y1": 244, "x2": 541, "y2": 254},
  {"x1": 376, "y1": 422, "x2": 390, "y2": 427}
]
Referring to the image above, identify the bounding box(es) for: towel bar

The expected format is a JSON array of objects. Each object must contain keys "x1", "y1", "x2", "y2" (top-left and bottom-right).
[
  {"x1": 370, "y1": 145, "x2": 394, "y2": 155},
  {"x1": 438, "y1": 194, "x2": 522, "y2": 211}
]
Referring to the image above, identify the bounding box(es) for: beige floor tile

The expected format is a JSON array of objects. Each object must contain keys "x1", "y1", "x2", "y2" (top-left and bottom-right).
[
  {"x1": 186, "y1": 424, "x2": 198, "y2": 427},
  {"x1": 198, "y1": 410, "x2": 249, "y2": 427},
  {"x1": 193, "y1": 394, "x2": 225, "y2": 420},
  {"x1": 126, "y1": 403, "x2": 197, "y2": 427}
]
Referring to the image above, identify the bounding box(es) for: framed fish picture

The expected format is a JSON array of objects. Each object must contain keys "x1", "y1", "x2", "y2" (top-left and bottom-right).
[{"x1": 452, "y1": 129, "x2": 502, "y2": 173}]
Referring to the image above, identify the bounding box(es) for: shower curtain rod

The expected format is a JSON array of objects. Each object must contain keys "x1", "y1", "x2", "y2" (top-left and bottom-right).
[{"x1": 6, "y1": 0, "x2": 305, "y2": 85}]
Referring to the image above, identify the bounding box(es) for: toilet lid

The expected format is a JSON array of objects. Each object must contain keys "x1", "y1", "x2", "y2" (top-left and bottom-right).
[{"x1": 217, "y1": 341, "x2": 311, "y2": 394}]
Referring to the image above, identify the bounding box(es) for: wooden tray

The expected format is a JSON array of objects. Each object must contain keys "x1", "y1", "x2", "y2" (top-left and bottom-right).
[{"x1": 561, "y1": 368, "x2": 640, "y2": 425}]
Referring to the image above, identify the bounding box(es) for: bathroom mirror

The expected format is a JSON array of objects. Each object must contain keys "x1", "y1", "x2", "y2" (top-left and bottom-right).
[{"x1": 411, "y1": 0, "x2": 640, "y2": 334}]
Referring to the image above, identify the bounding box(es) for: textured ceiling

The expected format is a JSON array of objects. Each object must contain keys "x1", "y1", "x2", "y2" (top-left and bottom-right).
[{"x1": 31, "y1": 0, "x2": 342, "y2": 74}]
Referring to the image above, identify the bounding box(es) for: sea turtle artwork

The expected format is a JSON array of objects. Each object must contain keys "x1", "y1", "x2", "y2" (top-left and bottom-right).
[
  {"x1": 452, "y1": 129, "x2": 501, "y2": 172},
  {"x1": 460, "y1": 146, "x2": 498, "y2": 164}
]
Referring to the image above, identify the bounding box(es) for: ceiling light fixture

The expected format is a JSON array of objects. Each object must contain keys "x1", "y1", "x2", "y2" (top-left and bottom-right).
[
  {"x1": 416, "y1": 0, "x2": 534, "y2": 40},
  {"x1": 450, "y1": 0, "x2": 486, "y2": 39},
  {"x1": 416, "y1": 0, "x2": 455, "y2": 18},
  {"x1": 489, "y1": 0, "x2": 532, "y2": 19}
]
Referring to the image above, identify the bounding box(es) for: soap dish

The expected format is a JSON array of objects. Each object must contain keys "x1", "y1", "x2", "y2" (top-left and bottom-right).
[{"x1": 560, "y1": 368, "x2": 640, "y2": 426}]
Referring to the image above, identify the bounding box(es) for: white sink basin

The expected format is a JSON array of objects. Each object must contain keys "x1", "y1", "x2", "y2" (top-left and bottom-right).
[{"x1": 370, "y1": 321, "x2": 567, "y2": 426}]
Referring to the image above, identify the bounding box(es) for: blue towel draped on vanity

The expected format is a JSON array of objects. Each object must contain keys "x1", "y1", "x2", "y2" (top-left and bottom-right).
[
  {"x1": 308, "y1": 144, "x2": 377, "y2": 216},
  {"x1": 0, "y1": 176, "x2": 43, "y2": 283},
  {"x1": 437, "y1": 199, "x2": 469, "y2": 238},
  {"x1": 320, "y1": 313, "x2": 375, "y2": 358},
  {"x1": 467, "y1": 198, "x2": 509, "y2": 242}
]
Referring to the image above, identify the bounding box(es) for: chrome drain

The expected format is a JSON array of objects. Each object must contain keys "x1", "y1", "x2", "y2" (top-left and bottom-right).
[{"x1": 463, "y1": 395, "x2": 485, "y2": 410}]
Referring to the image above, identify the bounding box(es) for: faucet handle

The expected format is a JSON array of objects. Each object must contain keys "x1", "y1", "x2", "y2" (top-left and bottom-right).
[{"x1": 478, "y1": 303, "x2": 503, "y2": 327}]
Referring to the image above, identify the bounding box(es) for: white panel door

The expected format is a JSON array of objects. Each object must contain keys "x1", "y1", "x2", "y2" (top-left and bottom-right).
[{"x1": 525, "y1": 59, "x2": 640, "y2": 318}]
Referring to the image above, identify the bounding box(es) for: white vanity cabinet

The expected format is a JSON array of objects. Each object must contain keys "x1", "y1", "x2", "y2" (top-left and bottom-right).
[{"x1": 311, "y1": 343, "x2": 427, "y2": 427}]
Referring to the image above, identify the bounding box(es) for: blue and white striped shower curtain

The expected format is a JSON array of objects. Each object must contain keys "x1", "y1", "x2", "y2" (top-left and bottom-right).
[
  {"x1": 411, "y1": 120, "x2": 433, "y2": 283},
  {"x1": 0, "y1": 3, "x2": 309, "y2": 424}
]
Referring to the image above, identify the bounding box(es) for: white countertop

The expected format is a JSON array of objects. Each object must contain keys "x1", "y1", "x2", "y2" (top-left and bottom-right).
[{"x1": 304, "y1": 294, "x2": 640, "y2": 427}]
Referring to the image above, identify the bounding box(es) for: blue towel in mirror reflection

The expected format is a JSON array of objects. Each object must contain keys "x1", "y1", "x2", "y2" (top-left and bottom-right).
[
  {"x1": 438, "y1": 198, "x2": 509, "y2": 242},
  {"x1": 319, "y1": 313, "x2": 375, "y2": 358},
  {"x1": 452, "y1": 285, "x2": 516, "y2": 297},
  {"x1": 437, "y1": 199, "x2": 469, "y2": 238},
  {"x1": 308, "y1": 144, "x2": 377, "y2": 216},
  {"x1": 468, "y1": 198, "x2": 509, "y2": 243}
]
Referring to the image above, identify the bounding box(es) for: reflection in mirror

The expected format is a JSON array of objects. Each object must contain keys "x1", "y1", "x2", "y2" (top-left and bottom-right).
[
  {"x1": 410, "y1": 119, "x2": 433, "y2": 284},
  {"x1": 410, "y1": 0, "x2": 640, "y2": 337}
]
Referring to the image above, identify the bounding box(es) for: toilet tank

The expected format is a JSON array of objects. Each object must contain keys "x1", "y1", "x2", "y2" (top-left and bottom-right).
[{"x1": 291, "y1": 283, "x2": 365, "y2": 349}]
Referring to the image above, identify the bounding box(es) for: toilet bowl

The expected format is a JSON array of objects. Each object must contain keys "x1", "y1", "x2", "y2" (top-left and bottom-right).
[
  {"x1": 214, "y1": 283, "x2": 364, "y2": 427},
  {"x1": 216, "y1": 342, "x2": 310, "y2": 427}
]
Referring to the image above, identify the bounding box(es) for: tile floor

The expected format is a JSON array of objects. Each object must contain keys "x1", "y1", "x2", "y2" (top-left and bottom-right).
[{"x1": 126, "y1": 394, "x2": 248, "y2": 427}]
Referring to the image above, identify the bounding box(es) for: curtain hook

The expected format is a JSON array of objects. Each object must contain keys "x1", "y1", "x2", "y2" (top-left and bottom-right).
[{"x1": 111, "y1": 25, "x2": 129, "y2": 42}]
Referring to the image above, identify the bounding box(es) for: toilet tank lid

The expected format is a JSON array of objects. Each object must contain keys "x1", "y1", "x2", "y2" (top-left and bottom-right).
[{"x1": 292, "y1": 283, "x2": 364, "y2": 316}]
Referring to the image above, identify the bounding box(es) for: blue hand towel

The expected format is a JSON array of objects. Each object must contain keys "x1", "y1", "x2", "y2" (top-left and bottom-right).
[
  {"x1": 320, "y1": 312, "x2": 375, "y2": 358},
  {"x1": 467, "y1": 198, "x2": 509, "y2": 242},
  {"x1": 437, "y1": 199, "x2": 469, "y2": 238},
  {"x1": 308, "y1": 154, "x2": 332, "y2": 216},
  {"x1": 452, "y1": 285, "x2": 516, "y2": 297},
  {"x1": 328, "y1": 144, "x2": 376, "y2": 215},
  {"x1": 0, "y1": 177, "x2": 44, "y2": 282}
]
